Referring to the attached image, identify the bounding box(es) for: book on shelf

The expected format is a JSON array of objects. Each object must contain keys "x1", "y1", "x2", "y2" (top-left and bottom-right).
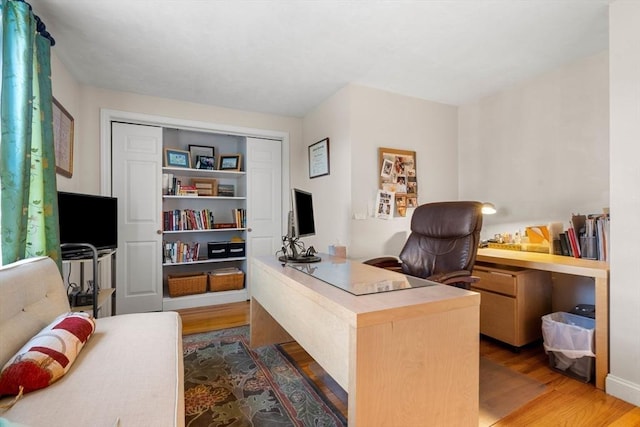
[
  {"x1": 163, "y1": 209, "x2": 214, "y2": 231},
  {"x1": 214, "y1": 223, "x2": 236, "y2": 229},
  {"x1": 558, "y1": 212, "x2": 609, "y2": 261},
  {"x1": 566, "y1": 227, "x2": 581, "y2": 258},
  {"x1": 163, "y1": 240, "x2": 200, "y2": 263},
  {"x1": 232, "y1": 208, "x2": 246, "y2": 228},
  {"x1": 586, "y1": 213, "x2": 610, "y2": 262},
  {"x1": 558, "y1": 232, "x2": 570, "y2": 256},
  {"x1": 162, "y1": 173, "x2": 173, "y2": 195}
]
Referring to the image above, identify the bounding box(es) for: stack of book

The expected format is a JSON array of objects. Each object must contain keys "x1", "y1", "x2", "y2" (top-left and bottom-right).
[
  {"x1": 177, "y1": 185, "x2": 199, "y2": 196},
  {"x1": 556, "y1": 213, "x2": 609, "y2": 261}
]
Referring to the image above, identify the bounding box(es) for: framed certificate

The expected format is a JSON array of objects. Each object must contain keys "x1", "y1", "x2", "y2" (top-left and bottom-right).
[{"x1": 308, "y1": 138, "x2": 330, "y2": 178}]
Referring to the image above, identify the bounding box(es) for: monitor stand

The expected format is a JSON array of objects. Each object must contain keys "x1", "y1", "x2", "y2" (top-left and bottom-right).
[
  {"x1": 278, "y1": 255, "x2": 322, "y2": 263},
  {"x1": 278, "y1": 235, "x2": 321, "y2": 263}
]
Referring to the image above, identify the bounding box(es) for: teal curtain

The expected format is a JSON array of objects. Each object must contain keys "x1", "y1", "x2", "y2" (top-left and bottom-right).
[{"x1": 0, "y1": 0, "x2": 61, "y2": 269}]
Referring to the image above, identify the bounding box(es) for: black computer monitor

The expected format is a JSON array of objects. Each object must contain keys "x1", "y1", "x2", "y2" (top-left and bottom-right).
[
  {"x1": 291, "y1": 188, "x2": 315, "y2": 238},
  {"x1": 279, "y1": 188, "x2": 320, "y2": 263}
]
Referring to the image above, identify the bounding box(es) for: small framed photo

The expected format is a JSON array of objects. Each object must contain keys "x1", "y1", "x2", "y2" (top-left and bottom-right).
[
  {"x1": 218, "y1": 154, "x2": 242, "y2": 171},
  {"x1": 196, "y1": 155, "x2": 216, "y2": 170},
  {"x1": 217, "y1": 184, "x2": 235, "y2": 197},
  {"x1": 189, "y1": 145, "x2": 214, "y2": 167},
  {"x1": 164, "y1": 148, "x2": 191, "y2": 168}
]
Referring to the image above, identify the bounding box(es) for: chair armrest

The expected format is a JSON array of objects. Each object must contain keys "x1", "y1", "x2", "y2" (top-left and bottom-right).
[
  {"x1": 427, "y1": 270, "x2": 480, "y2": 289},
  {"x1": 363, "y1": 256, "x2": 403, "y2": 273}
]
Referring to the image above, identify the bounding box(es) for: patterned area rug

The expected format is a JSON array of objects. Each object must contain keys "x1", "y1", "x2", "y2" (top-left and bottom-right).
[{"x1": 182, "y1": 326, "x2": 347, "y2": 427}]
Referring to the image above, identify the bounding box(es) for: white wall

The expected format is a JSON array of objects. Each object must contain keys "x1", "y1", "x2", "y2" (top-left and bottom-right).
[
  {"x1": 302, "y1": 85, "x2": 459, "y2": 260},
  {"x1": 300, "y1": 86, "x2": 352, "y2": 254},
  {"x1": 459, "y1": 51, "x2": 609, "y2": 242},
  {"x1": 458, "y1": 51, "x2": 609, "y2": 317},
  {"x1": 50, "y1": 54, "x2": 82, "y2": 193},
  {"x1": 349, "y1": 86, "x2": 459, "y2": 260},
  {"x1": 607, "y1": 0, "x2": 640, "y2": 406}
]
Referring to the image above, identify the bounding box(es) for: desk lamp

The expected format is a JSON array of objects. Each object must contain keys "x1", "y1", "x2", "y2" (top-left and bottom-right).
[{"x1": 481, "y1": 202, "x2": 497, "y2": 215}]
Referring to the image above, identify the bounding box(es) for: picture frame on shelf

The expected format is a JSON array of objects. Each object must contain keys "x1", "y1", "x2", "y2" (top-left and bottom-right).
[
  {"x1": 164, "y1": 148, "x2": 191, "y2": 168},
  {"x1": 53, "y1": 97, "x2": 74, "y2": 178},
  {"x1": 195, "y1": 155, "x2": 216, "y2": 170},
  {"x1": 309, "y1": 137, "x2": 330, "y2": 178},
  {"x1": 189, "y1": 145, "x2": 214, "y2": 168},
  {"x1": 217, "y1": 184, "x2": 235, "y2": 197},
  {"x1": 218, "y1": 154, "x2": 242, "y2": 171}
]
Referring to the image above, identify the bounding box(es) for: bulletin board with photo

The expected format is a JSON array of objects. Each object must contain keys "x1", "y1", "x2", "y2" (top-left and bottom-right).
[{"x1": 377, "y1": 147, "x2": 417, "y2": 217}]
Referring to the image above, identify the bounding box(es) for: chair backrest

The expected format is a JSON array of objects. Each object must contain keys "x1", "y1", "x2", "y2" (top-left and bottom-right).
[{"x1": 398, "y1": 201, "x2": 483, "y2": 279}]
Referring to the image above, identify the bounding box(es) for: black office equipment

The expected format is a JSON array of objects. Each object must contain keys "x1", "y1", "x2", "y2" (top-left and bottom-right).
[
  {"x1": 278, "y1": 188, "x2": 320, "y2": 263},
  {"x1": 58, "y1": 191, "x2": 118, "y2": 255}
]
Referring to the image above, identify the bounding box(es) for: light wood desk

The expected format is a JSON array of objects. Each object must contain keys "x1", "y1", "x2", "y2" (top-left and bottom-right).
[
  {"x1": 249, "y1": 255, "x2": 480, "y2": 427},
  {"x1": 476, "y1": 248, "x2": 609, "y2": 390}
]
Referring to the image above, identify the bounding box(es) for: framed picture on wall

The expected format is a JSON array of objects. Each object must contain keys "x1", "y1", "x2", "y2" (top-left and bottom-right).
[
  {"x1": 309, "y1": 138, "x2": 330, "y2": 178},
  {"x1": 53, "y1": 97, "x2": 74, "y2": 178},
  {"x1": 378, "y1": 147, "x2": 417, "y2": 199}
]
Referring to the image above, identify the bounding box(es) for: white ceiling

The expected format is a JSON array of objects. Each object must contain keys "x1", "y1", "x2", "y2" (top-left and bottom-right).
[{"x1": 29, "y1": 0, "x2": 610, "y2": 118}]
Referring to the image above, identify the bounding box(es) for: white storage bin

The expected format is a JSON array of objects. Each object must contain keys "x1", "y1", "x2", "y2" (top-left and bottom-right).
[{"x1": 542, "y1": 312, "x2": 595, "y2": 382}]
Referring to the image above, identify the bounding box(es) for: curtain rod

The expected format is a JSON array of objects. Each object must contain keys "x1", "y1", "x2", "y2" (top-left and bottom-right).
[{"x1": 14, "y1": 0, "x2": 56, "y2": 46}]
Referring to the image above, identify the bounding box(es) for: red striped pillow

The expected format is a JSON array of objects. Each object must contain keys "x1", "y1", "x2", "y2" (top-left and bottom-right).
[{"x1": 0, "y1": 312, "x2": 95, "y2": 396}]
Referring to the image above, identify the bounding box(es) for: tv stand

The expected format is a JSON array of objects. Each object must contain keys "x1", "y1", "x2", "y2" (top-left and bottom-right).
[
  {"x1": 61, "y1": 243, "x2": 116, "y2": 317},
  {"x1": 278, "y1": 255, "x2": 322, "y2": 263}
]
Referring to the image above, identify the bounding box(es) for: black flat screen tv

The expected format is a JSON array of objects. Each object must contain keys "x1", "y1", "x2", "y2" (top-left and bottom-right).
[{"x1": 58, "y1": 191, "x2": 118, "y2": 252}]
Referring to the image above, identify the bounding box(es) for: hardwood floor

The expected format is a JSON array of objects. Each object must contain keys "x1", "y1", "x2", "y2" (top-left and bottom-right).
[{"x1": 177, "y1": 301, "x2": 639, "y2": 426}]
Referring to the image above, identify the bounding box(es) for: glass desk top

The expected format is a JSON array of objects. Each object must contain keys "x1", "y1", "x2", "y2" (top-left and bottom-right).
[{"x1": 287, "y1": 259, "x2": 435, "y2": 296}]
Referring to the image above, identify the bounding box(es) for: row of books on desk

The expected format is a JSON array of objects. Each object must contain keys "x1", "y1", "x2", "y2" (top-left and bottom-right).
[{"x1": 553, "y1": 213, "x2": 609, "y2": 261}]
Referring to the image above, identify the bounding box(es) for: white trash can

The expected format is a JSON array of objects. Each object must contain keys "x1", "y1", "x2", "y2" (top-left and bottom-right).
[{"x1": 541, "y1": 312, "x2": 595, "y2": 382}]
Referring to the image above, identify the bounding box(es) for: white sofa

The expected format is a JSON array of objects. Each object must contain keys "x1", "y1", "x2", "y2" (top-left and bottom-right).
[{"x1": 0, "y1": 256, "x2": 185, "y2": 426}]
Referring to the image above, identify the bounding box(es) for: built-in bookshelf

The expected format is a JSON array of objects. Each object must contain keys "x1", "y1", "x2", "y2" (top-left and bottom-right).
[{"x1": 160, "y1": 133, "x2": 248, "y2": 310}]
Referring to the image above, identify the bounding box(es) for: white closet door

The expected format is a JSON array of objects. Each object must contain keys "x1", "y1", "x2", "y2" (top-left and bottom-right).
[
  {"x1": 112, "y1": 122, "x2": 163, "y2": 314},
  {"x1": 246, "y1": 137, "x2": 282, "y2": 292}
]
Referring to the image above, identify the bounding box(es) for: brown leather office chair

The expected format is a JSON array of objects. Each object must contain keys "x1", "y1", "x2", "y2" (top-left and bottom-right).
[{"x1": 364, "y1": 201, "x2": 483, "y2": 289}]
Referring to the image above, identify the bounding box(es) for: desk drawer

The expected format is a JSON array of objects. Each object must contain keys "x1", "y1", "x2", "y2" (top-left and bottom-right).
[
  {"x1": 473, "y1": 288, "x2": 517, "y2": 345},
  {"x1": 473, "y1": 267, "x2": 517, "y2": 296}
]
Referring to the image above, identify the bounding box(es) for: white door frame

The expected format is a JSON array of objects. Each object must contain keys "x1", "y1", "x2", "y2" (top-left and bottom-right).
[{"x1": 99, "y1": 109, "x2": 291, "y2": 230}]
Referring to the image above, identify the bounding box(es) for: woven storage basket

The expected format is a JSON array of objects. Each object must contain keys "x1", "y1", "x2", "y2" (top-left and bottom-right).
[
  {"x1": 167, "y1": 273, "x2": 208, "y2": 297},
  {"x1": 209, "y1": 271, "x2": 244, "y2": 292}
]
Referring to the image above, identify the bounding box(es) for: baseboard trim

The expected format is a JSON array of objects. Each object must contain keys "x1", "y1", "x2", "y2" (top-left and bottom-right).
[{"x1": 606, "y1": 374, "x2": 640, "y2": 406}]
